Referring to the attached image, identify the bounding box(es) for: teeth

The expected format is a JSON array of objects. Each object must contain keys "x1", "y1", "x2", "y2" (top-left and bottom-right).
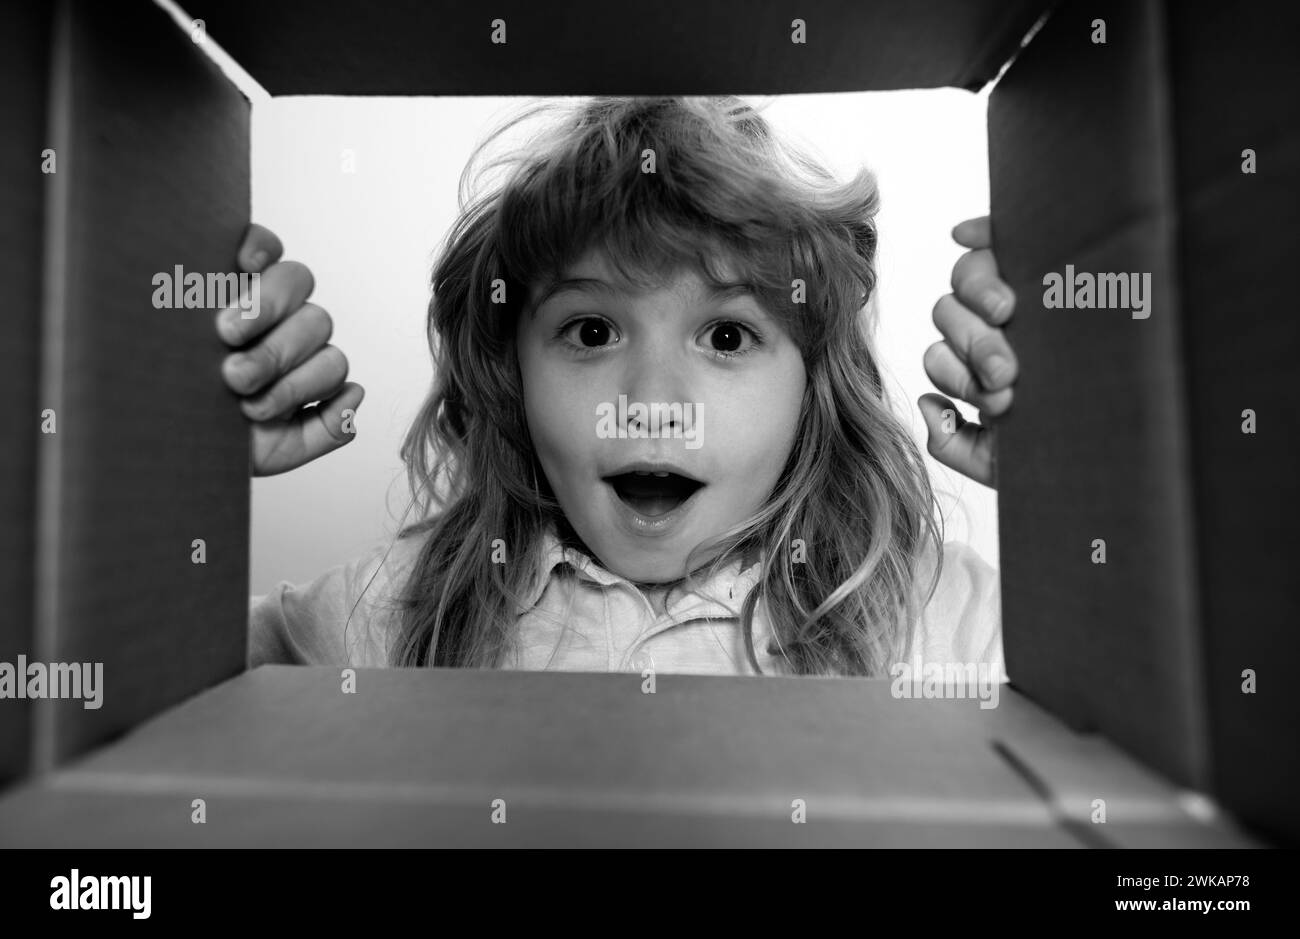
[
  {"x1": 653, "y1": 471, "x2": 670, "y2": 477},
  {"x1": 629, "y1": 469, "x2": 675, "y2": 478}
]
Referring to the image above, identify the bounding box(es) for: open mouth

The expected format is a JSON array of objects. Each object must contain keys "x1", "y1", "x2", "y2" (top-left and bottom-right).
[{"x1": 604, "y1": 471, "x2": 705, "y2": 518}]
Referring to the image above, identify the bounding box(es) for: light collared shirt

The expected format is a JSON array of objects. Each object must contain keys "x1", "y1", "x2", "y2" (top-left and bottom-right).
[{"x1": 248, "y1": 526, "x2": 1005, "y2": 679}]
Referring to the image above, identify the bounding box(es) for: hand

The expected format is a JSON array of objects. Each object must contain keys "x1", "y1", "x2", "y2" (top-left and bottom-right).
[
  {"x1": 917, "y1": 216, "x2": 1018, "y2": 489},
  {"x1": 217, "y1": 224, "x2": 365, "y2": 477}
]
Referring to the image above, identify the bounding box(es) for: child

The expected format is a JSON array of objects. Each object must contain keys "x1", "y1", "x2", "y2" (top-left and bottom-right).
[{"x1": 222, "y1": 96, "x2": 1019, "y2": 678}]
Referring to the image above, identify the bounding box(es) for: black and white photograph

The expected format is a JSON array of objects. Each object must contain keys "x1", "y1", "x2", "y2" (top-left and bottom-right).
[{"x1": 0, "y1": 0, "x2": 1296, "y2": 920}]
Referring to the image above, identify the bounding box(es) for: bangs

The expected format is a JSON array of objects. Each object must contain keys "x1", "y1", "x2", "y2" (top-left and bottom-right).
[{"x1": 477, "y1": 97, "x2": 878, "y2": 353}]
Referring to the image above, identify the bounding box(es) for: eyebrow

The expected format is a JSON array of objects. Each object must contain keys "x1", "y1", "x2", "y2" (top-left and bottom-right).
[
  {"x1": 528, "y1": 277, "x2": 613, "y2": 317},
  {"x1": 527, "y1": 277, "x2": 759, "y2": 318}
]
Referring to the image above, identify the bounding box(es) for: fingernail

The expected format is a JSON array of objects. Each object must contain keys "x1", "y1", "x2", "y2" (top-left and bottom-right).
[
  {"x1": 983, "y1": 354, "x2": 1010, "y2": 386},
  {"x1": 223, "y1": 353, "x2": 255, "y2": 384},
  {"x1": 242, "y1": 395, "x2": 270, "y2": 420},
  {"x1": 982, "y1": 290, "x2": 1010, "y2": 321},
  {"x1": 218, "y1": 308, "x2": 243, "y2": 343},
  {"x1": 250, "y1": 249, "x2": 268, "y2": 270}
]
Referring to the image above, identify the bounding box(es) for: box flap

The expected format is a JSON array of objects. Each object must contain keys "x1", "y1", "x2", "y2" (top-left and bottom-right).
[
  {"x1": 178, "y1": 0, "x2": 1051, "y2": 95},
  {"x1": 30, "y1": 0, "x2": 251, "y2": 766}
]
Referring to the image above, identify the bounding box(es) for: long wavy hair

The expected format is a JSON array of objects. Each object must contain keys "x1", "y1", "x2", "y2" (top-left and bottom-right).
[{"x1": 387, "y1": 96, "x2": 944, "y2": 675}]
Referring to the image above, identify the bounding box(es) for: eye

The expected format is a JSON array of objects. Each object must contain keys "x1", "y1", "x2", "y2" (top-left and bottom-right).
[
  {"x1": 701, "y1": 320, "x2": 762, "y2": 359},
  {"x1": 558, "y1": 316, "x2": 620, "y2": 353}
]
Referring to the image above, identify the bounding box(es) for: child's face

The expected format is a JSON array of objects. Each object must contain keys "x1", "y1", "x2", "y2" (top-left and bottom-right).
[{"x1": 516, "y1": 249, "x2": 807, "y2": 584}]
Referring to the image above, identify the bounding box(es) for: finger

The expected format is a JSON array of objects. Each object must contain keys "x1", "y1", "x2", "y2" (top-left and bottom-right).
[
  {"x1": 216, "y1": 259, "x2": 316, "y2": 347},
  {"x1": 251, "y1": 382, "x2": 366, "y2": 478},
  {"x1": 240, "y1": 344, "x2": 348, "y2": 422},
  {"x1": 237, "y1": 223, "x2": 285, "y2": 274},
  {"x1": 931, "y1": 294, "x2": 1019, "y2": 393},
  {"x1": 951, "y1": 247, "x2": 1016, "y2": 326},
  {"x1": 917, "y1": 393, "x2": 996, "y2": 488},
  {"x1": 951, "y1": 216, "x2": 991, "y2": 251},
  {"x1": 221, "y1": 302, "x2": 334, "y2": 396},
  {"x1": 923, "y1": 341, "x2": 1014, "y2": 417}
]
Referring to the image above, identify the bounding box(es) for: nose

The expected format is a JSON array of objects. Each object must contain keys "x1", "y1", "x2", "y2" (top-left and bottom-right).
[{"x1": 621, "y1": 333, "x2": 693, "y2": 433}]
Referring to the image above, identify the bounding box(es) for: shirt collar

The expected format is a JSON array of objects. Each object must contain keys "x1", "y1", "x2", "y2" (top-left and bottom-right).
[{"x1": 513, "y1": 524, "x2": 763, "y2": 618}]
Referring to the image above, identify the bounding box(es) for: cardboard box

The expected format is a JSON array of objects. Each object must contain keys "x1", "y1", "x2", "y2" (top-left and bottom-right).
[
  {"x1": 0, "y1": 666, "x2": 1257, "y2": 847},
  {"x1": 0, "y1": 0, "x2": 51, "y2": 786},
  {"x1": 0, "y1": 0, "x2": 249, "y2": 782},
  {"x1": 989, "y1": 0, "x2": 1299, "y2": 843},
  {"x1": 2, "y1": 0, "x2": 1295, "y2": 845}
]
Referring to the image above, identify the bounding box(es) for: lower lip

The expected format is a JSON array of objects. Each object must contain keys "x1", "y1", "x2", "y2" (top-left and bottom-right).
[{"x1": 605, "y1": 481, "x2": 705, "y2": 538}]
